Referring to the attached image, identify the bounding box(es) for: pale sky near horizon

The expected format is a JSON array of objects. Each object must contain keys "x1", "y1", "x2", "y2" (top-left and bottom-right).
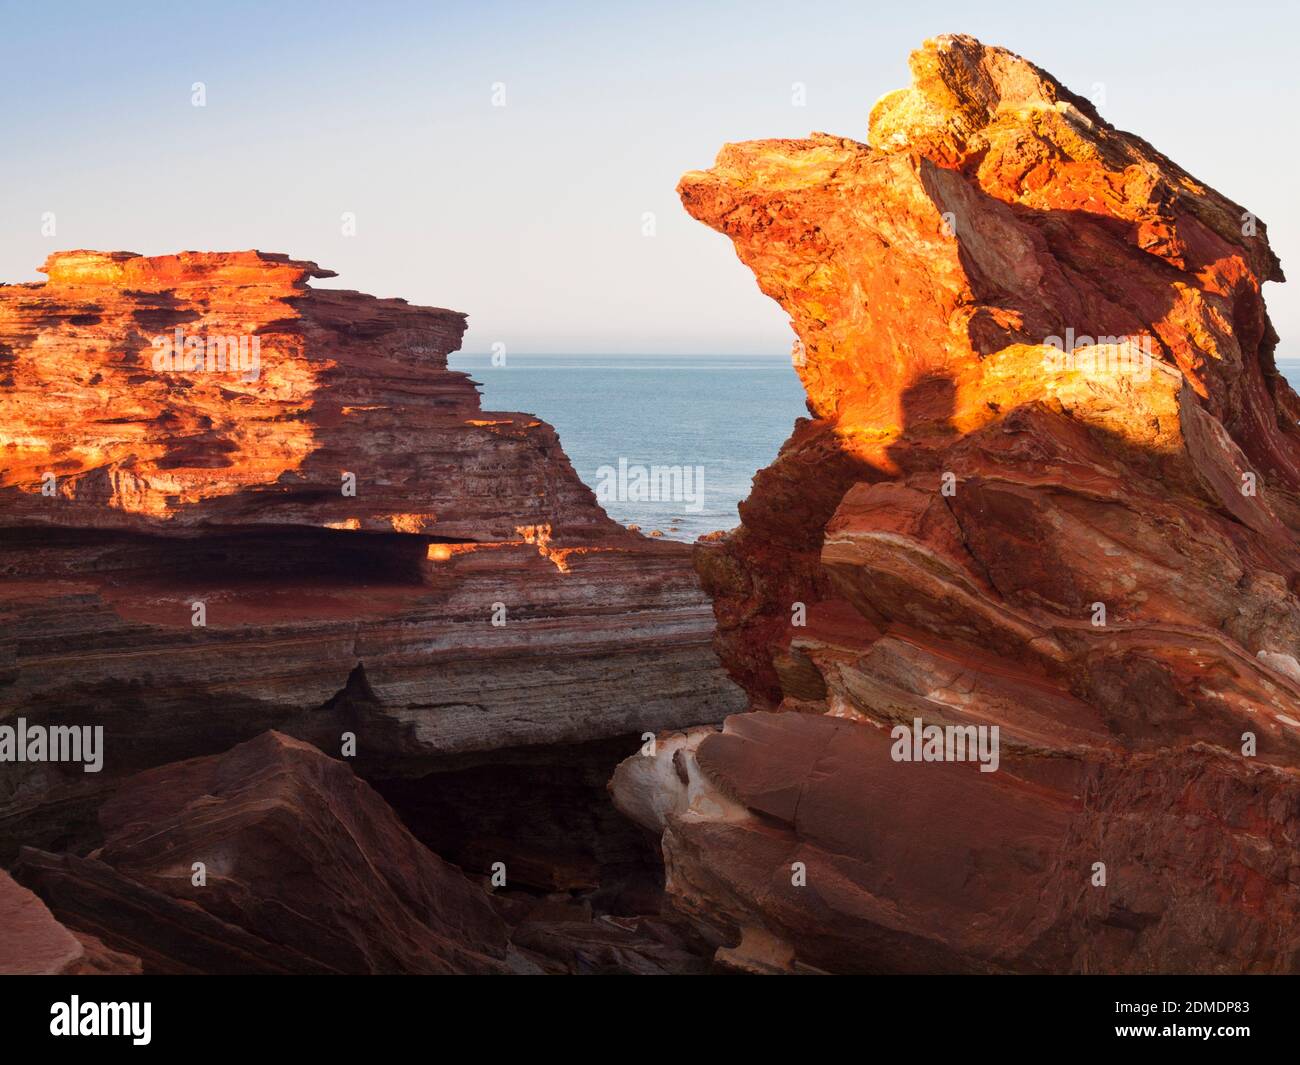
[{"x1": 1, "y1": 0, "x2": 1296, "y2": 354}]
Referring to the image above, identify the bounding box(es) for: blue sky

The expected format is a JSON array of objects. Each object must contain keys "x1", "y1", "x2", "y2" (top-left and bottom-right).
[{"x1": 2, "y1": 0, "x2": 1296, "y2": 354}]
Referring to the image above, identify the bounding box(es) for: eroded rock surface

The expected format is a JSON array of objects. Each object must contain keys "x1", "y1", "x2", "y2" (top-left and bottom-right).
[
  {"x1": 0, "y1": 250, "x2": 603, "y2": 538},
  {"x1": 614, "y1": 34, "x2": 1300, "y2": 973},
  {"x1": 0, "y1": 250, "x2": 741, "y2": 974},
  {"x1": 14, "y1": 732, "x2": 510, "y2": 973},
  {"x1": 14, "y1": 731, "x2": 720, "y2": 974},
  {"x1": 0, "y1": 250, "x2": 744, "y2": 857}
]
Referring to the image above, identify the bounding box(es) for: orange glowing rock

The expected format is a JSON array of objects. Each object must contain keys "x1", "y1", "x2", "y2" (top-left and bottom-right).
[
  {"x1": 615, "y1": 34, "x2": 1300, "y2": 974},
  {"x1": 0, "y1": 250, "x2": 618, "y2": 543}
]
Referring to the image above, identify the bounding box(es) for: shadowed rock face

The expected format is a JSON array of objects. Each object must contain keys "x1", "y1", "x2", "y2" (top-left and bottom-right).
[
  {"x1": 0, "y1": 867, "x2": 139, "y2": 975},
  {"x1": 11, "y1": 731, "x2": 718, "y2": 975},
  {"x1": 0, "y1": 250, "x2": 746, "y2": 857},
  {"x1": 612, "y1": 35, "x2": 1300, "y2": 974},
  {"x1": 13, "y1": 731, "x2": 510, "y2": 973}
]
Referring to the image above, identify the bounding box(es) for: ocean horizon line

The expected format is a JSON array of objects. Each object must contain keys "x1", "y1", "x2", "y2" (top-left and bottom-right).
[
  {"x1": 458, "y1": 351, "x2": 1300, "y2": 360},
  {"x1": 457, "y1": 356, "x2": 795, "y2": 364}
]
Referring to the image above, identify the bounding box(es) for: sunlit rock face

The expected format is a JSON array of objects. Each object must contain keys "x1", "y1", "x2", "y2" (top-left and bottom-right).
[
  {"x1": 0, "y1": 249, "x2": 611, "y2": 539},
  {"x1": 614, "y1": 34, "x2": 1300, "y2": 974},
  {"x1": 0, "y1": 251, "x2": 745, "y2": 857}
]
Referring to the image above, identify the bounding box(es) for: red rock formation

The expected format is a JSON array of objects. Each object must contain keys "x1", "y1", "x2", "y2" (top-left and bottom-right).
[
  {"x1": 0, "y1": 250, "x2": 605, "y2": 538},
  {"x1": 0, "y1": 250, "x2": 744, "y2": 859},
  {"x1": 614, "y1": 34, "x2": 1300, "y2": 973},
  {"x1": 15, "y1": 731, "x2": 510, "y2": 974},
  {"x1": 14, "y1": 730, "x2": 719, "y2": 974}
]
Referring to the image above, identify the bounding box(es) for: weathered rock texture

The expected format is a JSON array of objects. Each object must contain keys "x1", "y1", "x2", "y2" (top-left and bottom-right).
[
  {"x1": 13, "y1": 731, "x2": 511, "y2": 973},
  {"x1": 0, "y1": 250, "x2": 603, "y2": 538},
  {"x1": 614, "y1": 34, "x2": 1300, "y2": 973},
  {"x1": 0, "y1": 250, "x2": 744, "y2": 859},
  {"x1": 13, "y1": 730, "x2": 717, "y2": 974},
  {"x1": 0, "y1": 866, "x2": 140, "y2": 974}
]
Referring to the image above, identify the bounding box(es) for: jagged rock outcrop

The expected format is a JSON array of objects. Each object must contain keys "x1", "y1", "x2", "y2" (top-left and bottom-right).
[
  {"x1": 0, "y1": 250, "x2": 745, "y2": 858},
  {"x1": 614, "y1": 34, "x2": 1300, "y2": 973}
]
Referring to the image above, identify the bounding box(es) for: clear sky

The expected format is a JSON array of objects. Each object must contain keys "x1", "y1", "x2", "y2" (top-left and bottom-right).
[{"x1": 2, "y1": 0, "x2": 1295, "y2": 354}]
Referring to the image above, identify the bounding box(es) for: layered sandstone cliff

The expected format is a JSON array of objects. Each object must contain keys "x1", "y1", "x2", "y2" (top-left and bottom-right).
[
  {"x1": 0, "y1": 251, "x2": 744, "y2": 939},
  {"x1": 613, "y1": 34, "x2": 1300, "y2": 973}
]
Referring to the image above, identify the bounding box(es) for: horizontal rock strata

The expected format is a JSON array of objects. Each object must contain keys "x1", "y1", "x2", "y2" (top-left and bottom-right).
[
  {"x1": 0, "y1": 250, "x2": 743, "y2": 974},
  {"x1": 0, "y1": 250, "x2": 744, "y2": 860}
]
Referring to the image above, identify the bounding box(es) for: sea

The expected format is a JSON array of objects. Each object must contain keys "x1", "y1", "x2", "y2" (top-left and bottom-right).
[
  {"x1": 451, "y1": 353, "x2": 1300, "y2": 544},
  {"x1": 450, "y1": 353, "x2": 806, "y2": 542}
]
